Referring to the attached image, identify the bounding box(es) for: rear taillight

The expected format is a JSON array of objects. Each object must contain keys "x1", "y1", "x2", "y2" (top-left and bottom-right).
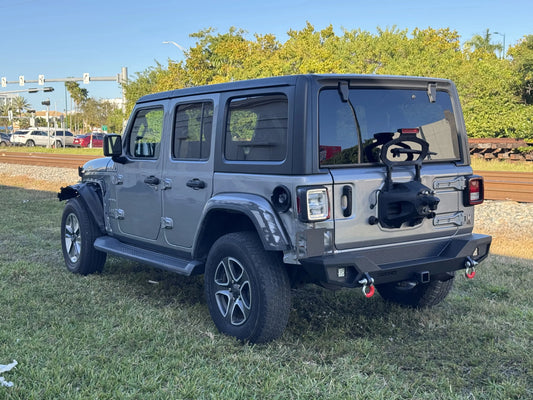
[
  {"x1": 297, "y1": 187, "x2": 330, "y2": 222},
  {"x1": 464, "y1": 175, "x2": 484, "y2": 206}
]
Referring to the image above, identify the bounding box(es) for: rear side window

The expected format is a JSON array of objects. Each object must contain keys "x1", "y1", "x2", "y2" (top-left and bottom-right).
[
  {"x1": 225, "y1": 94, "x2": 288, "y2": 161},
  {"x1": 319, "y1": 87, "x2": 460, "y2": 166},
  {"x1": 173, "y1": 102, "x2": 213, "y2": 160},
  {"x1": 128, "y1": 107, "x2": 164, "y2": 159}
]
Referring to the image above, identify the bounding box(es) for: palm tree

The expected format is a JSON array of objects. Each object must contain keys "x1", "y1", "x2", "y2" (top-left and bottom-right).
[
  {"x1": 12, "y1": 96, "x2": 31, "y2": 117},
  {"x1": 464, "y1": 29, "x2": 502, "y2": 56},
  {"x1": 0, "y1": 100, "x2": 12, "y2": 116}
]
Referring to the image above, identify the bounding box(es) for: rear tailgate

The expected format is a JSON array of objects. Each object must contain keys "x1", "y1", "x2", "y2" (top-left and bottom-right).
[
  {"x1": 317, "y1": 77, "x2": 472, "y2": 251},
  {"x1": 329, "y1": 164, "x2": 474, "y2": 250}
]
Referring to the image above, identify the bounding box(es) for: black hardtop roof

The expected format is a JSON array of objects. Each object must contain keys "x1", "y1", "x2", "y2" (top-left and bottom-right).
[{"x1": 136, "y1": 74, "x2": 453, "y2": 104}]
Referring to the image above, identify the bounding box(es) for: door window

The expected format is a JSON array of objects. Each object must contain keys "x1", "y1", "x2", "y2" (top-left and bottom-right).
[
  {"x1": 128, "y1": 107, "x2": 164, "y2": 159},
  {"x1": 173, "y1": 102, "x2": 213, "y2": 160}
]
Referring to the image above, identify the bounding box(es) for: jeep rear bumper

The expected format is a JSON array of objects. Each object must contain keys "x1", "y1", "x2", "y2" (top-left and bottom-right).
[{"x1": 299, "y1": 233, "x2": 492, "y2": 288}]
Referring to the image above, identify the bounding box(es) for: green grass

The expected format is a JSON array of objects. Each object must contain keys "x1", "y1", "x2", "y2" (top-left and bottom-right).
[
  {"x1": 1, "y1": 186, "x2": 532, "y2": 399},
  {"x1": 471, "y1": 157, "x2": 533, "y2": 172},
  {"x1": 0, "y1": 146, "x2": 103, "y2": 156}
]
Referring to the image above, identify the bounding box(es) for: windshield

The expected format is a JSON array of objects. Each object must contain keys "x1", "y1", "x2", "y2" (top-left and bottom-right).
[{"x1": 319, "y1": 87, "x2": 460, "y2": 166}]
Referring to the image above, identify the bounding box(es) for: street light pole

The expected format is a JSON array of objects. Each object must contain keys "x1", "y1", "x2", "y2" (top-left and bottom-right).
[
  {"x1": 493, "y1": 32, "x2": 506, "y2": 59},
  {"x1": 162, "y1": 40, "x2": 186, "y2": 52}
]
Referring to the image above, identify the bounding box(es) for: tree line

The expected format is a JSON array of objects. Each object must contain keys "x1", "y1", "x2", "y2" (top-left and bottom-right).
[{"x1": 125, "y1": 24, "x2": 533, "y2": 140}]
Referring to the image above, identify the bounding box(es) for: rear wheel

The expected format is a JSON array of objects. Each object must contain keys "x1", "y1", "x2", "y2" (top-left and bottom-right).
[
  {"x1": 61, "y1": 197, "x2": 106, "y2": 275},
  {"x1": 376, "y1": 274, "x2": 455, "y2": 308},
  {"x1": 204, "y1": 232, "x2": 291, "y2": 343},
  {"x1": 25, "y1": 140, "x2": 35, "y2": 147},
  {"x1": 54, "y1": 140, "x2": 63, "y2": 148}
]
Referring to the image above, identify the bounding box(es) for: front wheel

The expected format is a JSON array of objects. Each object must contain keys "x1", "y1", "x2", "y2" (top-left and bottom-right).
[
  {"x1": 61, "y1": 197, "x2": 106, "y2": 275},
  {"x1": 376, "y1": 274, "x2": 455, "y2": 308},
  {"x1": 204, "y1": 232, "x2": 291, "y2": 343},
  {"x1": 25, "y1": 140, "x2": 35, "y2": 147}
]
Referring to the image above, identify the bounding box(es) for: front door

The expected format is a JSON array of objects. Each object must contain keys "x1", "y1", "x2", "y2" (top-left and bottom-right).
[{"x1": 114, "y1": 104, "x2": 166, "y2": 241}]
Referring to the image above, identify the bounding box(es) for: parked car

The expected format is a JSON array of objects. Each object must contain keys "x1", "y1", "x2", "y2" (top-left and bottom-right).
[
  {"x1": 0, "y1": 132, "x2": 11, "y2": 147},
  {"x1": 10, "y1": 129, "x2": 61, "y2": 147},
  {"x1": 59, "y1": 74, "x2": 492, "y2": 343},
  {"x1": 73, "y1": 133, "x2": 104, "y2": 148},
  {"x1": 52, "y1": 130, "x2": 76, "y2": 147}
]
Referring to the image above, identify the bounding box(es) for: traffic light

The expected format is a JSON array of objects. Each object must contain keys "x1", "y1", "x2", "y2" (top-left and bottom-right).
[
  {"x1": 41, "y1": 99, "x2": 50, "y2": 106},
  {"x1": 43, "y1": 87, "x2": 54, "y2": 92}
]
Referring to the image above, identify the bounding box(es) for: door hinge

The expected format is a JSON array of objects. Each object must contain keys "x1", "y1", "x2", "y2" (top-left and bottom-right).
[
  {"x1": 162, "y1": 178, "x2": 172, "y2": 190},
  {"x1": 433, "y1": 176, "x2": 466, "y2": 191},
  {"x1": 111, "y1": 174, "x2": 124, "y2": 185},
  {"x1": 433, "y1": 211, "x2": 464, "y2": 226},
  {"x1": 110, "y1": 208, "x2": 125, "y2": 220},
  {"x1": 160, "y1": 217, "x2": 174, "y2": 229}
]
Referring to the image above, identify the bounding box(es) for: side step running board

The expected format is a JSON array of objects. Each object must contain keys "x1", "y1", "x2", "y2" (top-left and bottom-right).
[{"x1": 94, "y1": 236, "x2": 204, "y2": 276}]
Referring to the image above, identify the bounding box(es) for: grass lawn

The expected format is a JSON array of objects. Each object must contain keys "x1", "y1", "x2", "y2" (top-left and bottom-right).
[
  {"x1": 0, "y1": 185, "x2": 531, "y2": 399},
  {"x1": 471, "y1": 157, "x2": 533, "y2": 172},
  {"x1": 0, "y1": 146, "x2": 103, "y2": 156}
]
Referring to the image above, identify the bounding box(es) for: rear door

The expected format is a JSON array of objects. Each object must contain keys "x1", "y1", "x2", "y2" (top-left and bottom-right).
[
  {"x1": 161, "y1": 95, "x2": 216, "y2": 250},
  {"x1": 318, "y1": 80, "x2": 468, "y2": 250}
]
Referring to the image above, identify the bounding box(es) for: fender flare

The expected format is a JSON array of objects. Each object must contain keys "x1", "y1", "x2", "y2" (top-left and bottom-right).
[
  {"x1": 58, "y1": 182, "x2": 105, "y2": 233},
  {"x1": 194, "y1": 193, "x2": 291, "y2": 256}
]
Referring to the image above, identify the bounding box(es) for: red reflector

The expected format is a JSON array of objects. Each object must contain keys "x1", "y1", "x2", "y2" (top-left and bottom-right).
[{"x1": 399, "y1": 128, "x2": 420, "y2": 134}]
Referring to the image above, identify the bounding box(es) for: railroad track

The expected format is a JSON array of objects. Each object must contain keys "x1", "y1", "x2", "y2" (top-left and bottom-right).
[
  {"x1": 477, "y1": 170, "x2": 533, "y2": 203},
  {"x1": 0, "y1": 151, "x2": 100, "y2": 169},
  {"x1": 1, "y1": 152, "x2": 532, "y2": 203}
]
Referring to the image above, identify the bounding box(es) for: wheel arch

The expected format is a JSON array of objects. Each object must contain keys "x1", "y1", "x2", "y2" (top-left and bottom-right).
[
  {"x1": 193, "y1": 193, "x2": 291, "y2": 261},
  {"x1": 58, "y1": 182, "x2": 106, "y2": 234}
]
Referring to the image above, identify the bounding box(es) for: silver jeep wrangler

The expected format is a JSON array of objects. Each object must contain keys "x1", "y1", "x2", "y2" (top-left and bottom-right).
[{"x1": 59, "y1": 74, "x2": 491, "y2": 343}]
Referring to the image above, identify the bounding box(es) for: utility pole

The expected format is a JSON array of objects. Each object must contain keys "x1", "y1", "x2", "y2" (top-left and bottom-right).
[{"x1": 42, "y1": 98, "x2": 51, "y2": 148}]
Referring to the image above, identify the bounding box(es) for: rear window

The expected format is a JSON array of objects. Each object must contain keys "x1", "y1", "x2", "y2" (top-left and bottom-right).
[
  {"x1": 319, "y1": 87, "x2": 460, "y2": 166},
  {"x1": 225, "y1": 94, "x2": 288, "y2": 161}
]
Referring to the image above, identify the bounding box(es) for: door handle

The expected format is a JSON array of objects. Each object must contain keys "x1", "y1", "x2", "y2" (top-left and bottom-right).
[
  {"x1": 186, "y1": 178, "x2": 206, "y2": 190},
  {"x1": 144, "y1": 175, "x2": 160, "y2": 185}
]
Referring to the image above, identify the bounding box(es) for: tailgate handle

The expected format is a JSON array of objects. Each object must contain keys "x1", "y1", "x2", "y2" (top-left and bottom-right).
[{"x1": 341, "y1": 185, "x2": 353, "y2": 217}]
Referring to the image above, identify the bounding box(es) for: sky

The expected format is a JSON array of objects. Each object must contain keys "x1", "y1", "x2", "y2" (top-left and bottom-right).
[{"x1": 0, "y1": 0, "x2": 531, "y2": 112}]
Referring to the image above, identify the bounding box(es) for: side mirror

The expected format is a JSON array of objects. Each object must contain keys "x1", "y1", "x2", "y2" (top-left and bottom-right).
[{"x1": 103, "y1": 134, "x2": 128, "y2": 164}]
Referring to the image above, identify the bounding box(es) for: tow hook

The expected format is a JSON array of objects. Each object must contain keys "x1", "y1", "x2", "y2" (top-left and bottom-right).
[
  {"x1": 464, "y1": 257, "x2": 478, "y2": 279},
  {"x1": 358, "y1": 273, "x2": 375, "y2": 298}
]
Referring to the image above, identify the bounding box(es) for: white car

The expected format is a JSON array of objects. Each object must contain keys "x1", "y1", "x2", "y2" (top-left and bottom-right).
[
  {"x1": 10, "y1": 129, "x2": 62, "y2": 147},
  {"x1": 52, "y1": 130, "x2": 76, "y2": 147}
]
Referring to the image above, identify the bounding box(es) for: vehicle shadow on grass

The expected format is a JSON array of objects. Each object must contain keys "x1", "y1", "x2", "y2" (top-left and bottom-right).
[{"x1": 98, "y1": 256, "x2": 206, "y2": 308}]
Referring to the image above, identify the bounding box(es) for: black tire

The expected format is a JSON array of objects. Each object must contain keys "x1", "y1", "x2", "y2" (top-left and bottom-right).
[
  {"x1": 204, "y1": 232, "x2": 291, "y2": 343},
  {"x1": 61, "y1": 197, "x2": 106, "y2": 275},
  {"x1": 55, "y1": 140, "x2": 63, "y2": 148},
  {"x1": 376, "y1": 274, "x2": 455, "y2": 308},
  {"x1": 26, "y1": 140, "x2": 35, "y2": 147}
]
